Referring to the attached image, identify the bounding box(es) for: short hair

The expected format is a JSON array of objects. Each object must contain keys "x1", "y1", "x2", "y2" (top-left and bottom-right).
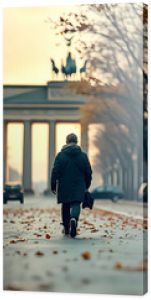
[{"x1": 66, "y1": 133, "x2": 78, "y2": 144}]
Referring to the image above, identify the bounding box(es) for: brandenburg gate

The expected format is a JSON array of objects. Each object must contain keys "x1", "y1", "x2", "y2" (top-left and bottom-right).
[{"x1": 3, "y1": 81, "x2": 88, "y2": 193}]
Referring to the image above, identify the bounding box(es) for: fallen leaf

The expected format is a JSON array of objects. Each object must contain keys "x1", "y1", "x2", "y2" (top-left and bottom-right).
[
  {"x1": 35, "y1": 251, "x2": 44, "y2": 256},
  {"x1": 126, "y1": 260, "x2": 148, "y2": 272},
  {"x1": 115, "y1": 262, "x2": 123, "y2": 269},
  {"x1": 17, "y1": 238, "x2": 26, "y2": 242},
  {"x1": 52, "y1": 250, "x2": 58, "y2": 255},
  {"x1": 34, "y1": 233, "x2": 42, "y2": 237},
  {"x1": 143, "y1": 223, "x2": 148, "y2": 230},
  {"x1": 91, "y1": 229, "x2": 99, "y2": 233},
  {"x1": 123, "y1": 219, "x2": 129, "y2": 225},
  {"x1": 82, "y1": 251, "x2": 91, "y2": 260},
  {"x1": 83, "y1": 220, "x2": 93, "y2": 226},
  {"x1": 45, "y1": 234, "x2": 51, "y2": 239},
  {"x1": 9, "y1": 240, "x2": 16, "y2": 244}
]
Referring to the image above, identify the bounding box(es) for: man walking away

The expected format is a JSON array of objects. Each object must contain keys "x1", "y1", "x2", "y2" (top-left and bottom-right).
[{"x1": 51, "y1": 133, "x2": 92, "y2": 238}]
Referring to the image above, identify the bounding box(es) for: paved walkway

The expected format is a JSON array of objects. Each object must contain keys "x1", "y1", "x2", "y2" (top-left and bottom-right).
[
  {"x1": 94, "y1": 199, "x2": 147, "y2": 220},
  {"x1": 3, "y1": 197, "x2": 148, "y2": 295}
]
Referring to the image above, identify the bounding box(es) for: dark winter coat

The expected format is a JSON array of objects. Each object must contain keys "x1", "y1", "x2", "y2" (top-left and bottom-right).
[{"x1": 51, "y1": 143, "x2": 92, "y2": 204}]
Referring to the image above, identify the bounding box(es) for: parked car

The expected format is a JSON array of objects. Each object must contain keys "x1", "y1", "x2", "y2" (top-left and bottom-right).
[
  {"x1": 91, "y1": 185, "x2": 124, "y2": 202},
  {"x1": 138, "y1": 182, "x2": 147, "y2": 203},
  {"x1": 3, "y1": 182, "x2": 24, "y2": 204}
]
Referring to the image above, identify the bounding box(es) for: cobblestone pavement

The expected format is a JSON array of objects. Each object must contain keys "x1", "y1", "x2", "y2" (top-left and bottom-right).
[{"x1": 3, "y1": 197, "x2": 148, "y2": 295}]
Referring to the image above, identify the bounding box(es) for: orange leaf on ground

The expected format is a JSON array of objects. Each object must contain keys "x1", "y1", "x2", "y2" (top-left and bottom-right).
[
  {"x1": 115, "y1": 260, "x2": 147, "y2": 272},
  {"x1": 91, "y1": 229, "x2": 99, "y2": 233},
  {"x1": 9, "y1": 240, "x2": 16, "y2": 244},
  {"x1": 115, "y1": 262, "x2": 124, "y2": 269},
  {"x1": 83, "y1": 220, "x2": 93, "y2": 226},
  {"x1": 35, "y1": 251, "x2": 44, "y2": 256},
  {"x1": 45, "y1": 234, "x2": 51, "y2": 239},
  {"x1": 17, "y1": 238, "x2": 26, "y2": 242},
  {"x1": 123, "y1": 219, "x2": 129, "y2": 225},
  {"x1": 143, "y1": 223, "x2": 148, "y2": 230},
  {"x1": 126, "y1": 260, "x2": 148, "y2": 272},
  {"x1": 82, "y1": 251, "x2": 91, "y2": 260}
]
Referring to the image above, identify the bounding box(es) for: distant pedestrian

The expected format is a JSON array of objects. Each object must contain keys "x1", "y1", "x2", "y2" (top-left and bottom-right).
[{"x1": 51, "y1": 133, "x2": 92, "y2": 238}]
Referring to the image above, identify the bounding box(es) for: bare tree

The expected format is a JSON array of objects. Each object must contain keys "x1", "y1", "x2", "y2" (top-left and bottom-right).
[{"x1": 48, "y1": 3, "x2": 147, "y2": 197}]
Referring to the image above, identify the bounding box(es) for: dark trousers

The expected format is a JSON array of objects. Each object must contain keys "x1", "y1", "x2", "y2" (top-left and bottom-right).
[{"x1": 61, "y1": 202, "x2": 81, "y2": 228}]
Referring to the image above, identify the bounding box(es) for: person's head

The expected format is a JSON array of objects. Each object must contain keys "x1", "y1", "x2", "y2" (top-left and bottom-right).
[{"x1": 66, "y1": 133, "x2": 78, "y2": 144}]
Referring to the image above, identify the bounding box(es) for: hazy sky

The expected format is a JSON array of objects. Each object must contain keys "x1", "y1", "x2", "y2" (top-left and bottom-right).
[
  {"x1": 3, "y1": 3, "x2": 143, "y2": 86},
  {"x1": 3, "y1": 5, "x2": 82, "y2": 85},
  {"x1": 4, "y1": 5, "x2": 99, "y2": 189}
]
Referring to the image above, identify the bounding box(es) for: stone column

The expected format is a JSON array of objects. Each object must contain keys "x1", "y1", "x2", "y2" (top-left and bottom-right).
[
  {"x1": 23, "y1": 121, "x2": 33, "y2": 193},
  {"x1": 81, "y1": 124, "x2": 88, "y2": 153},
  {"x1": 127, "y1": 164, "x2": 133, "y2": 200},
  {"x1": 113, "y1": 169, "x2": 117, "y2": 186},
  {"x1": 122, "y1": 168, "x2": 128, "y2": 198},
  {"x1": 3, "y1": 121, "x2": 8, "y2": 184},
  {"x1": 103, "y1": 172, "x2": 108, "y2": 185},
  {"x1": 110, "y1": 170, "x2": 114, "y2": 185},
  {"x1": 46, "y1": 120, "x2": 56, "y2": 194},
  {"x1": 118, "y1": 166, "x2": 123, "y2": 189},
  {"x1": 106, "y1": 172, "x2": 110, "y2": 185},
  {"x1": 132, "y1": 156, "x2": 138, "y2": 201}
]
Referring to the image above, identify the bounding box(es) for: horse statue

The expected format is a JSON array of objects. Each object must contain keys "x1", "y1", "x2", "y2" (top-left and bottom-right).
[
  {"x1": 61, "y1": 52, "x2": 77, "y2": 80},
  {"x1": 50, "y1": 58, "x2": 59, "y2": 79},
  {"x1": 80, "y1": 60, "x2": 88, "y2": 77}
]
